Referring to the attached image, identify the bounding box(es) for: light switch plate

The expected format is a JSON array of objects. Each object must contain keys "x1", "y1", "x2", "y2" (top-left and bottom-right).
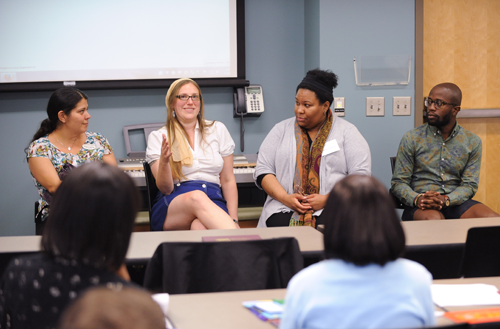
[
  {"x1": 333, "y1": 97, "x2": 345, "y2": 117},
  {"x1": 366, "y1": 97, "x2": 384, "y2": 116},
  {"x1": 393, "y1": 96, "x2": 411, "y2": 116}
]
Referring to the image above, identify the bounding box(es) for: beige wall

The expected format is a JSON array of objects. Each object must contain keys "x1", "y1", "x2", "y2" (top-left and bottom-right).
[{"x1": 424, "y1": 0, "x2": 500, "y2": 212}]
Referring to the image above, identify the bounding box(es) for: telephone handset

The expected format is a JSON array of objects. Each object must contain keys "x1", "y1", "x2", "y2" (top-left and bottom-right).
[{"x1": 233, "y1": 85, "x2": 265, "y2": 118}]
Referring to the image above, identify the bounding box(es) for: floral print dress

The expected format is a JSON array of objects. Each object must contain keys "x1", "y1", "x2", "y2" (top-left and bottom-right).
[{"x1": 27, "y1": 132, "x2": 113, "y2": 220}]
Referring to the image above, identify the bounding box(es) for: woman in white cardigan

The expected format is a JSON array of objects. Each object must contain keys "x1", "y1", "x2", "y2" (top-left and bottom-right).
[{"x1": 254, "y1": 69, "x2": 371, "y2": 228}]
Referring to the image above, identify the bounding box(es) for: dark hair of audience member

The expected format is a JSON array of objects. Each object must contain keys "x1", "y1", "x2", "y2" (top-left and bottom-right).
[
  {"x1": 57, "y1": 287, "x2": 165, "y2": 329},
  {"x1": 41, "y1": 162, "x2": 140, "y2": 272},
  {"x1": 323, "y1": 175, "x2": 405, "y2": 266},
  {"x1": 296, "y1": 68, "x2": 339, "y2": 106}
]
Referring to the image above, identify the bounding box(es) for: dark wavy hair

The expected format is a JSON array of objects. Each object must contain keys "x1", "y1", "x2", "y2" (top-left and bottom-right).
[
  {"x1": 296, "y1": 68, "x2": 339, "y2": 107},
  {"x1": 41, "y1": 162, "x2": 140, "y2": 271},
  {"x1": 25, "y1": 87, "x2": 88, "y2": 156},
  {"x1": 323, "y1": 175, "x2": 405, "y2": 266}
]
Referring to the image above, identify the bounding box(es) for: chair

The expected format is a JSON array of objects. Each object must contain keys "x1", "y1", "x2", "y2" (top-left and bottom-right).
[
  {"x1": 460, "y1": 226, "x2": 500, "y2": 278},
  {"x1": 389, "y1": 156, "x2": 405, "y2": 209},
  {"x1": 143, "y1": 237, "x2": 304, "y2": 294},
  {"x1": 143, "y1": 161, "x2": 159, "y2": 231},
  {"x1": 34, "y1": 201, "x2": 45, "y2": 236}
]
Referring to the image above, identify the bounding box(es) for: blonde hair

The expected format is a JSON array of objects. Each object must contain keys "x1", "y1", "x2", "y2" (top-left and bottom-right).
[{"x1": 164, "y1": 78, "x2": 214, "y2": 181}]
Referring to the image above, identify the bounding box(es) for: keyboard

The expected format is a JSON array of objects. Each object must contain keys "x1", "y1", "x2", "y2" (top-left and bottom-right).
[{"x1": 117, "y1": 155, "x2": 257, "y2": 186}]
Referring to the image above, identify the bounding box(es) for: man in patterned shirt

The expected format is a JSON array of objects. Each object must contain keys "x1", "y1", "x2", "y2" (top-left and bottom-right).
[{"x1": 391, "y1": 82, "x2": 498, "y2": 221}]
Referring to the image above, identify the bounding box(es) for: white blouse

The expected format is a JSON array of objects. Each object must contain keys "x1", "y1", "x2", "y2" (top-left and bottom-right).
[{"x1": 146, "y1": 120, "x2": 235, "y2": 186}]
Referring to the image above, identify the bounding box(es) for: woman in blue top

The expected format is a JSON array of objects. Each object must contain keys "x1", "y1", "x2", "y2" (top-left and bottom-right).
[{"x1": 280, "y1": 175, "x2": 436, "y2": 329}]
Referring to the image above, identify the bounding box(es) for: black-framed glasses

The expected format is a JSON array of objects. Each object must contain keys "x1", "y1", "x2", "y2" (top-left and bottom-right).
[
  {"x1": 424, "y1": 97, "x2": 455, "y2": 109},
  {"x1": 176, "y1": 94, "x2": 200, "y2": 102}
]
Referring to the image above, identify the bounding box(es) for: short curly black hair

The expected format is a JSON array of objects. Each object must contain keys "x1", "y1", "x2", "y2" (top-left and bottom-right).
[{"x1": 296, "y1": 68, "x2": 339, "y2": 106}]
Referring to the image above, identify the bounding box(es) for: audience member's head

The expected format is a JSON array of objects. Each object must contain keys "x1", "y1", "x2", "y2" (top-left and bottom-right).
[
  {"x1": 41, "y1": 162, "x2": 140, "y2": 272},
  {"x1": 57, "y1": 287, "x2": 165, "y2": 329},
  {"x1": 323, "y1": 175, "x2": 405, "y2": 266}
]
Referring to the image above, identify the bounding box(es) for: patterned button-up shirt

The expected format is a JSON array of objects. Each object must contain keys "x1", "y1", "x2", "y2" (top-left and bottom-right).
[{"x1": 390, "y1": 123, "x2": 481, "y2": 207}]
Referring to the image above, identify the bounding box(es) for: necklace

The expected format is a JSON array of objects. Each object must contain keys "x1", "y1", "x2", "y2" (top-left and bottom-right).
[{"x1": 56, "y1": 136, "x2": 78, "y2": 151}]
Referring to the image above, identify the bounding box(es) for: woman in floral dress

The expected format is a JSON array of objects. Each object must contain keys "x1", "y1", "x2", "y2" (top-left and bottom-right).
[{"x1": 26, "y1": 87, "x2": 116, "y2": 223}]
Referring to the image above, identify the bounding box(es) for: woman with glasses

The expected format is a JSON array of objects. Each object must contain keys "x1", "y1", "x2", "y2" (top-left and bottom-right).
[
  {"x1": 254, "y1": 69, "x2": 371, "y2": 228},
  {"x1": 145, "y1": 78, "x2": 239, "y2": 230}
]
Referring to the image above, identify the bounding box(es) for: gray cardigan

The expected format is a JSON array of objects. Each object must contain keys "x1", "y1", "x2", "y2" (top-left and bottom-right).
[{"x1": 254, "y1": 115, "x2": 371, "y2": 227}]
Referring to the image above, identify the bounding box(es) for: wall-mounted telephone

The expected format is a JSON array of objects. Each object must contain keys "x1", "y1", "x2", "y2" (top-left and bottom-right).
[
  {"x1": 233, "y1": 85, "x2": 265, "y2": 118},
  {"x1": 233, "y1": 84, "x2": 264, "y2": 152}
]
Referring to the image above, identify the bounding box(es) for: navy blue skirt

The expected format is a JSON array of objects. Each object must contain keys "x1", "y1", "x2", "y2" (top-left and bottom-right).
[{"x1": 150, "y1": 180, "x2": 228, "y2": 231}]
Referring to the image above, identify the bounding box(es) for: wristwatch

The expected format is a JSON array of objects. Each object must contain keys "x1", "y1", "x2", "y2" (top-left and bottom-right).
[
  {"x1": 414, "y1": 193, "x2": 423, "y2": 207},
  {"x1": 443, "y1": 195, "x2": 450, "y2": 208}
]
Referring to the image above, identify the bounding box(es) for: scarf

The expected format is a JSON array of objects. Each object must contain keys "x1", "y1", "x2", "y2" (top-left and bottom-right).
[
  {"x1": 171, "y1": 122, "x2": 193, "y2": 166},
  {"x1": 289, "y1": 109, "x2": 333, "y2": 227}
]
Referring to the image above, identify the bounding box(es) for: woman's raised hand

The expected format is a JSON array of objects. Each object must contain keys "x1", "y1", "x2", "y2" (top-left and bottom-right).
[{"x1": 160, "y1": 134, "x2": 172, "y2": 163}]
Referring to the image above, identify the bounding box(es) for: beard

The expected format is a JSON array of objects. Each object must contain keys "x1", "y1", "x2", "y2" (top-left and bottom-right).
[{"x1": 427, "y1": 110, "x2": 452, "y2": 128}]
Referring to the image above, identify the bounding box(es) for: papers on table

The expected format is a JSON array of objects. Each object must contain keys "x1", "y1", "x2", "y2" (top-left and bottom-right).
[
  {"x1": 432, "y1": 284, "x2": 500, "y2": 307},
  {"x1": 243, "y1": 299, "x2": 284, "y2": 327}
]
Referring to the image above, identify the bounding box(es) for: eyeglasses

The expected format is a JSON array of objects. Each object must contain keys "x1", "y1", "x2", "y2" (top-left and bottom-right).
[
  {"x1": 424, "y1": 97, "x2": 456, "y2": 109},
  {"x1": 176, "y1": 94, "x2": 200, "y2": 102}
]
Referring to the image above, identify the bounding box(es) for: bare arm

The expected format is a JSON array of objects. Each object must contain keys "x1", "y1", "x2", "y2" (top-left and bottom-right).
[
  {"x1": 28, "y1": 157, "x2": 61, "y2": 194},
  {"x1": 220, "y1": 154, "x2": 239, "y2": 220},
  {"x1": 151, "y1": 134, "x2": 174, "y2": 195},
  {"x1": 261, "y1": 174, "x2": 311, "y2": 214},
  {"x1": 102, "y1": 153, "x2": 117, "y2": 166},
  {"x1": 116, "y1": 263, "x2": 131, "y2": 281}
]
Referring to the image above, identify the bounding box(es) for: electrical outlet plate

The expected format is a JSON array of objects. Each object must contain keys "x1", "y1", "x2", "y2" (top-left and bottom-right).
[
  {"x1": 333, "y1": 97, "x2": 345, "y2": 117},
  {"x1": 393, "y1": 96, "x2": 411, "y2": 116},
  {"x1": 366, "y1": 97, "x2": 384, "y2": 116}
]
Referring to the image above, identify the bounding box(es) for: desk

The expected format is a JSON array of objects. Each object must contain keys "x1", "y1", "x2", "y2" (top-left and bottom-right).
[
  {"x1": 402, "y1": 217, "x2": 500, "y2": 246},
  {"x1": 167, "y1": 277, "x2": 500, "y2": 329},
  {"x1": 0, "y1": 227, "x2": 324, "y2": 283},
  {"x1": 401, "y1": 217, "x2": 500, "y2": 279},
  {"x1": 168, "y1": 288, "x2": 286, "y2": 329},
  {"x1": 434, "y1": 276, "x2": 500, "y2": 326},
  {"x1": 126, "y1": 226, "x2": 324, "y2": 263}
]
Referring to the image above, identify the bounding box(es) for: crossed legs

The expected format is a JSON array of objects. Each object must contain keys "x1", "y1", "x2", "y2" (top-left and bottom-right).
[{"x1": 163, "y1": 190, "x2": 237, "y2": 230}]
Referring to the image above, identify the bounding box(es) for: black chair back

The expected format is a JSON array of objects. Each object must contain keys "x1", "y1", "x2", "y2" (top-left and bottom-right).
[
  {"x1": 143, "y1": 237, "x2": 304, "y2": 294},
  {"x1": 34, "y1": 201, "x2": 45, "y2": 236},
  {"x1": 460, "y1": 226, "x2": 500, "y2": 278},
  {"x1": 143, "y1": 161, "x2": 159, "y2": 231},
  {"x1": 389, "y1": 156, "x2": 404, "y2": 209}
]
